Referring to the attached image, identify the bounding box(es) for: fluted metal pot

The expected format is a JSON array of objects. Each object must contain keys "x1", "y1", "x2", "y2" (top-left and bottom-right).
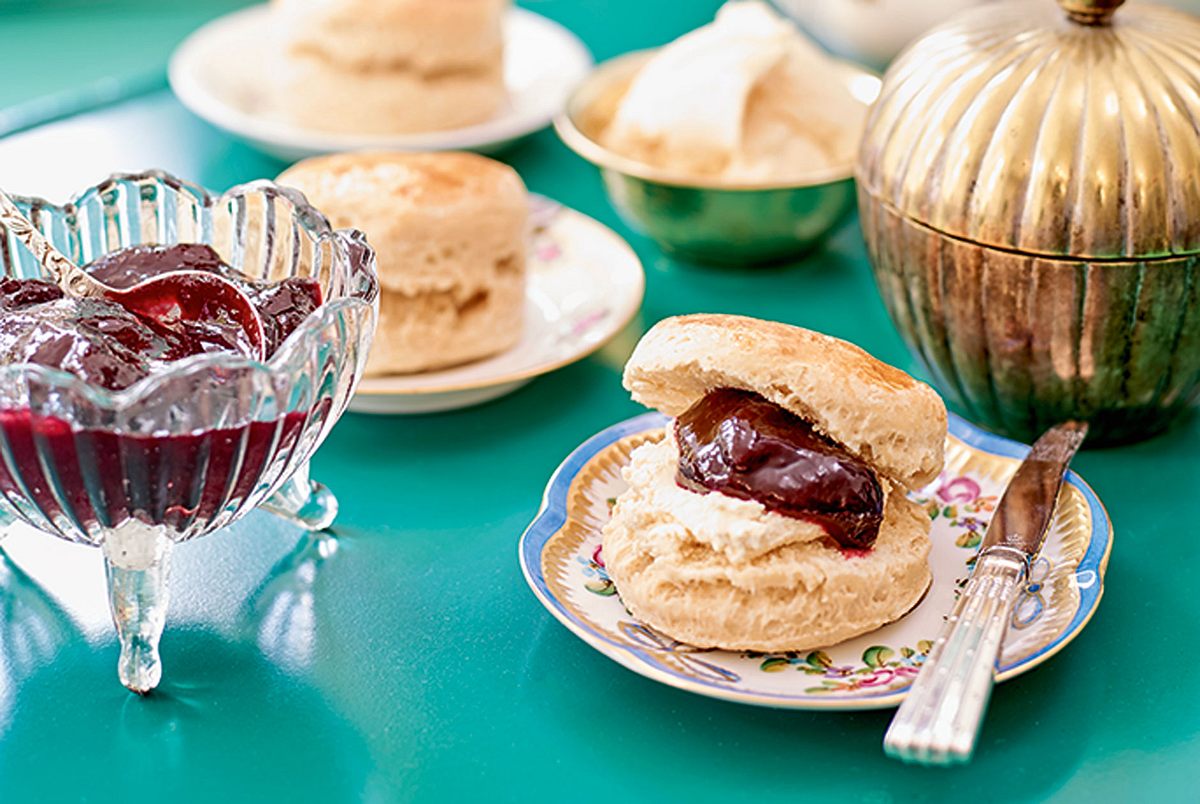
[{"x1": 857, "y1": 0, "x2": 1200, "y2": 445}]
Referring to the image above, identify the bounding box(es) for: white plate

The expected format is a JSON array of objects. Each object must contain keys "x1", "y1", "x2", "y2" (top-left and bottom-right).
[
  {"x1": 168, "y1": 5, "x2": 593, "y2": 162},
  {"x1": 349, "y1": 198, "x2": 644, "y2": 414},
  {"x1": 520, "y1": 413, "x2": 1112, "y2": 709}
]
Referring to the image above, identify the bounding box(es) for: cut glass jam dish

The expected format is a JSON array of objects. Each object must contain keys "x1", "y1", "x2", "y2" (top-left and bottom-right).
[{"x1": 0, "y1": 171, "x2": 378, "y2": 693}]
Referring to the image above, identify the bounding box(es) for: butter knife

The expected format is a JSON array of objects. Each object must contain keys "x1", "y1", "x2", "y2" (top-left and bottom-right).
[{"x1": 884, "y1": 420, "x2": 1088, "y2": 765}]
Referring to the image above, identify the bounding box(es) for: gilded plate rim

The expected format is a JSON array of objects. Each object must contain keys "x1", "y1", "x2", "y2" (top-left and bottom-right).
[{"x1": 518, "y1": 412, "x2": 1112, "y2": 711}]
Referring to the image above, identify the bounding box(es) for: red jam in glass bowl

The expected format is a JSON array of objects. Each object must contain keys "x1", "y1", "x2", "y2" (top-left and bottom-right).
[
  {"x1": 0, "y1": 244, "x2": 322, "y2": 388},
  {"x1": 0, "y1": 171, "x2": 378, "y2": 694},
  {"x1": 0, "y1": 243, "x2": 327, "y2": 533}
]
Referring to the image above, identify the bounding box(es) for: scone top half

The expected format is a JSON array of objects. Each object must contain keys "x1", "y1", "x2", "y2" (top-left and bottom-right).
[
  {"x1": 277, "y1": 151, "x2": 528, "y2": 376},
  {"x1": 623, "y1": 314, "x2": 946, "y2": 492}
]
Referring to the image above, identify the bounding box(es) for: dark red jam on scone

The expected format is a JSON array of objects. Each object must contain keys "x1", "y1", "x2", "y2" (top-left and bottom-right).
[
  {"x1": 674, "y1": 388, "x2": 884, "y2": 550},
  {"x1": 0, "y1": 243, "x2": 322, "y2": 390}
]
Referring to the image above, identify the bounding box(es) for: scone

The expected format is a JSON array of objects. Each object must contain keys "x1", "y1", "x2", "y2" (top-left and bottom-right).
[
  {"x1": 601, "y1": 314, "x2": 947, "y2": 653},
  {"x1": 271, "y1": 0, "x2": 508, "y2": 134},
  {"x1": 273, "y1": 0, "x2": 507, "y2": 72},
  {"x1": 277, "y1": 151, "x2": 527, "y2": 375},
  {"x1": 273, "y1": 58, "x2": 506, "y2": 136}
]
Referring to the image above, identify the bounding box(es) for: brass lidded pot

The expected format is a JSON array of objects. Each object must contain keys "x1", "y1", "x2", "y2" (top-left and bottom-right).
[{"x1": 857, "y1": 0, "x2": 1200, "y2": 445}]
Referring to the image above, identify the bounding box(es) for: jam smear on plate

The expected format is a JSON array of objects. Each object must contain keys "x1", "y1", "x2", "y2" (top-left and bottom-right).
[{"x1": 674, "y1": 388, "x2": 885, "y2": 550}]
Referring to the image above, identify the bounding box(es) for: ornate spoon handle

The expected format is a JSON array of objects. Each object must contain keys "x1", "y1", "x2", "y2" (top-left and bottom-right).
[{"x1": 0, "y1": 188, "x2": 80, "y2": 284}]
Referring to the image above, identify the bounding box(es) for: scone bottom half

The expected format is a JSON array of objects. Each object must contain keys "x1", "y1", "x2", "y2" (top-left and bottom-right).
[{"x1": 600, "y1": 314, "x2": 947, "y2": 653}]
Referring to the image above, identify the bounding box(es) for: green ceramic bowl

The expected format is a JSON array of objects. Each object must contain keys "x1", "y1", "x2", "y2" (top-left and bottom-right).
[{"x1": 554, "y1": 51, "x2": 879, "y2": 266}]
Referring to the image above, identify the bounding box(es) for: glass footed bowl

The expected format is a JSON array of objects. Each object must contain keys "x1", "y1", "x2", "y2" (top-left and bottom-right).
[{"x1": 0, "y1": 171, "x2": 378, "y2": 693}]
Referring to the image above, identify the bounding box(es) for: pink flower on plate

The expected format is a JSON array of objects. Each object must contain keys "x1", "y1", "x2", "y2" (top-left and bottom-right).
[
  {"x1": 937, "y1": 476, "x2": 981, "y2": 504},
  {"x1": 535, "y1": 242, "x2": 563, "y2": 262}
]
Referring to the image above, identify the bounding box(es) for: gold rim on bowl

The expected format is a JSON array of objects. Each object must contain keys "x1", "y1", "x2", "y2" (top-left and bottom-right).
[{"x1": 553, "y1": 49, "x2": 881, "y2": 192}]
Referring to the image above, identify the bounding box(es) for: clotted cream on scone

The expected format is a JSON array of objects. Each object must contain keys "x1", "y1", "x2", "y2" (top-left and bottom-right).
[{"x1": 601, "y1": 314, "x2": 947, "y2": 652}]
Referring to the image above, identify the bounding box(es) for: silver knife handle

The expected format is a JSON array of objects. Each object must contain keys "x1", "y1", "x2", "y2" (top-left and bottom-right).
[{"x1": 884, "y1": 546, "x2": 1027, "y2": 765}]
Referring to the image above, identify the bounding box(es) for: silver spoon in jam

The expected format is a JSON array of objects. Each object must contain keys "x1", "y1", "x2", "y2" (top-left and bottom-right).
[{"x1": 0, "y1": 188, "x2": 267, "y2": 360}]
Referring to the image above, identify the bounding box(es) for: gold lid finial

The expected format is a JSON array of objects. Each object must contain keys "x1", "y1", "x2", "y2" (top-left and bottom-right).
[{"x1": 1058, "y1": 0, "x2": 1126, "y2": 25}]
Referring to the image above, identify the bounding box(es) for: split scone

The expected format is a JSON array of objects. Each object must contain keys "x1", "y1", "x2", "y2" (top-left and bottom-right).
[
  {"x1": 601, "y1": 314, "x2": 947, "y2": 653},
  {"x1": 271, "y1": 0, "x2": 508, "y2": 134},
  {"x1": 278, "y1": 151, "x2": 527, "y2": 375}
]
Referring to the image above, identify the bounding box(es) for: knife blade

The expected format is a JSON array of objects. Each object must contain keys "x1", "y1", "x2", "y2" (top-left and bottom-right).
[
  {"x1": 883, "y1": 421, "x2": 1088, "y2": 766},
  {"x1": 980, "y1": 420, "x2": 1089, "y2": 558}
]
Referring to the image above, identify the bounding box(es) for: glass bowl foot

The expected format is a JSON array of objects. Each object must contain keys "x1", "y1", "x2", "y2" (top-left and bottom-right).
[
  {"x1": 260, "y1": 463, "x2": 338, "y2": 532},
  {"x1": 103, "y1": 526, "x2": 172, "y2": 694}
]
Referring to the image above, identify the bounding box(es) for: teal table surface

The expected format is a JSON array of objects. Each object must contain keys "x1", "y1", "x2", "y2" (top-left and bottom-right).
[{"x1": 0, "y1": 2, "x2": 1198, "y2": 802}]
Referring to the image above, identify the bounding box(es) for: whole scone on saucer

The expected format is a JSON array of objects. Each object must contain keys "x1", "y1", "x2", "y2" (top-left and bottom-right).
[
  {"x1": 270, "y1": 0, "x2": 508, "y2": 134},
  {"x1": 601, "y1": 314, "x2": 947, "y2": 653},
  {"x1": 278, "y1": 151, "x2": 527, "y2": 375}
]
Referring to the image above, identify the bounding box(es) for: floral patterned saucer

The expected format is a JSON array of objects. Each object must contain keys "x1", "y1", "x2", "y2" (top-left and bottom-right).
[
  {"x1": 349, "y1": 196, "x2": 643, "y2": 414},
  {"x1": 519, "y1": 412, "x2": 1111, "y2": 710}
]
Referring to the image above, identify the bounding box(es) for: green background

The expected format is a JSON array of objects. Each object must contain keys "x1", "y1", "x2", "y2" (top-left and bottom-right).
[{"x1": 0, "y1": 1, "x2": 1196, "y2": 801}]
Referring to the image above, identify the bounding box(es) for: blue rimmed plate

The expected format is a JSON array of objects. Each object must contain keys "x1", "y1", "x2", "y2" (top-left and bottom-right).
[{"x1": 519, "y1": 412, "x2": 1111, "y2": 710}]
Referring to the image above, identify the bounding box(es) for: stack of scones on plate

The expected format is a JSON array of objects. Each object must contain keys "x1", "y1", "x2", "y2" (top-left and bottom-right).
[{"x1": 271, "y1": 0, "x2": 510, "y2": 134}]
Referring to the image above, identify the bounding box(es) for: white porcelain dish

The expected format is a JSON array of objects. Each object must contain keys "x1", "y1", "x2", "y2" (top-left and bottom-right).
[
  {"x1": 772, "y1": 0, "x2": 983, "y2": 68},
  {"x1": 520, "y1": 413, "x2": 1111, "y2": 709},
  {"x1": 169, "y1": 5, "x2": 593, "y2": 162}
]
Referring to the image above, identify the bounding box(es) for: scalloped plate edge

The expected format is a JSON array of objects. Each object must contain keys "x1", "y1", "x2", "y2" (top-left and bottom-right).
[{"x1": 518, "y1": 412, "x2": 1112, "y2": 710}]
